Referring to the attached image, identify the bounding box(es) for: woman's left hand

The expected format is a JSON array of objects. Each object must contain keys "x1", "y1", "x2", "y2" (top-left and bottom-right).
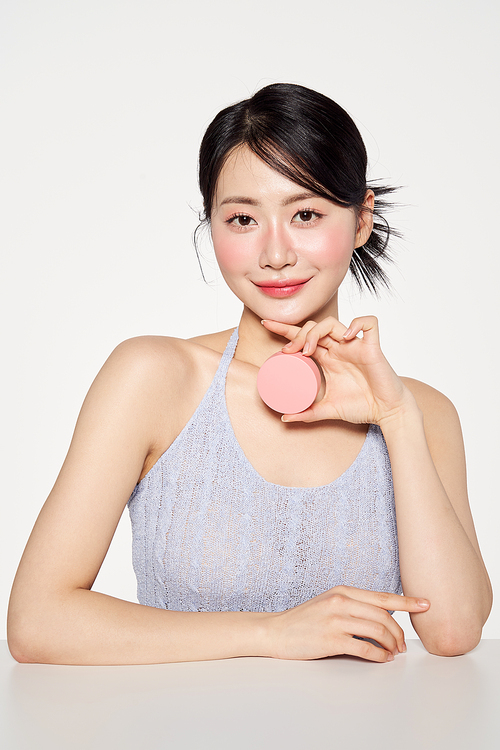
[{"x1": 262, "y1": 316, "x2": 416, "y2": 426}]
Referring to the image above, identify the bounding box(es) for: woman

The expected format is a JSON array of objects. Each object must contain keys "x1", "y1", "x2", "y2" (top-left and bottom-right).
[{"x1": 8, "y1": 83, "x2": 492, "y2": 665}]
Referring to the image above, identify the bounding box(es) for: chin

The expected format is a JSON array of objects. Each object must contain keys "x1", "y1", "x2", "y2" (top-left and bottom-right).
[{"x1": 244, "y1": 289, "x2": 338, "y2": 327}]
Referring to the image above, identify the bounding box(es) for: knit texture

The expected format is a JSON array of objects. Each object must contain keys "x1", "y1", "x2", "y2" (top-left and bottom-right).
[{"x1": 128, "y1": 328, "x2": 402, "y2": 612}]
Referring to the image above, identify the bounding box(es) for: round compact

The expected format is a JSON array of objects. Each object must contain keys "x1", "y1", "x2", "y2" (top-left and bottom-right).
[{"x1": 257, "y1": 351, "x2": 321, "y2": 414}]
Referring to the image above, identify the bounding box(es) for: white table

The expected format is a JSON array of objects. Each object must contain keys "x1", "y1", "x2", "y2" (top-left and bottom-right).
[{"x1": 1, "y1": 640, "x2": 499, "y2": 749}]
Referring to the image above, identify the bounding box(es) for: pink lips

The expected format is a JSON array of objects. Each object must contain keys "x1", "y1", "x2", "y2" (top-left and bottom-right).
[{"x1": 254, "y1": 278, "x2": 311, "y2": 298}]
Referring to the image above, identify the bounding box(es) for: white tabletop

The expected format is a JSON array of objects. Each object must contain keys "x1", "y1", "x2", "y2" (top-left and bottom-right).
[{"x1": 1, "y1": 640, "x2": 499, "y2": 750}]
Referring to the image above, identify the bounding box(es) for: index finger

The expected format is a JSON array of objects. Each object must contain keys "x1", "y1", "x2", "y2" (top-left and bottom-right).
[
  {"x1": 382, "y1": 593, "x2": 430, "y2": 613},
  {"x1": 261, "y1": 319, "x2": 303, "y2": 342},
  {"x1": 336, "y1": 586, "x2": 430, "y2": 613}
]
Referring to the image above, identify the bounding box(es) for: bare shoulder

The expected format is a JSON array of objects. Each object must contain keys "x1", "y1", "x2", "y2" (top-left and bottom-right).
[
  {"x1": 400, "y1": 376, "x2": 464, "y2": 461},
  {"x1": 69, "y1": 335, "x2": 207, "y2": 458},
  {"x1": 99, "y1": 332, "x2": 235, "y2": 478},
  {"x1": 106, "y1": 330, "x2": 233, "y2": 391},
  {"x1": 108, "y1": 335, "x2": 203, "y2": 390},
  {"x1": 99, "y1": 334, "x2": 225, "y2": 425},
  {"x1": 107, "y1": 326, "x2": 236, "y2": 372},
  {"x1": 401, "y1": 378, "x2": 458, "y2": 417},
  {"x1": 111, "y1": 333, "x2": 204, "y2": 371},
  {"x1": 401, "y1": 377, "x2": 460, "y2": 422}
]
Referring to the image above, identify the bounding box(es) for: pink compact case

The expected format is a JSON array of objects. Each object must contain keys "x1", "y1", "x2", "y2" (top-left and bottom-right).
[{"x1": 257, "y1": 351, "x2": 321, "y2": 414}]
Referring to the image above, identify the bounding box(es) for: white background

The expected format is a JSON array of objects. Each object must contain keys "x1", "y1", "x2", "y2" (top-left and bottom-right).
[{"x1": 1, "y1": 0, "x2": 498, "y2": 641}]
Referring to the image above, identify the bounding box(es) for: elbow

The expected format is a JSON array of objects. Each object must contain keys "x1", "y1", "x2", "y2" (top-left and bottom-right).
[
  {"x1": 420, "y1": 623, "x2": 483, "y2": 657},
  {"x1": 8, "y1": 640, "x2": 35, "y2": 664},
  {"x1": 7, "y1": 628, "x2": 38, "y2": 664},
  {"x1": 8, "y1": 631, "x2": 60, "y2": 665},
  {"x1": 7, "y1": 608, "x2": 55, "y2": 664},
  {"x1": 8, "y1": 587, "x2": 95, "y2": 665},
  {"x1": 7, "y1": 624, "x2": 44, "y2": 664}
]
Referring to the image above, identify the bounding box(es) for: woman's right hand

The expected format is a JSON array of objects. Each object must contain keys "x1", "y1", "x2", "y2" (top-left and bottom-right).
[{"x1": 264, "y1": 586, "x2": 430, "y2": 662}]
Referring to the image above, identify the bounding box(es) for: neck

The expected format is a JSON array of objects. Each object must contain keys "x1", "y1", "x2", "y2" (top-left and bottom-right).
[
  {"x1": 234, "y1": 308, "x2": 285, "y2": 367},
  {"x1": 234, "y1": 298, "x2": 340, "y2": 367}
]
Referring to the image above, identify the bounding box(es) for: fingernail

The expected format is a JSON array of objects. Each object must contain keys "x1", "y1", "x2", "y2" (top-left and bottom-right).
[
  {"x1": 386, "y1": 653, "x2": 395, "y2": 662},
  {"x1": 401, "y1": 642, "x2": 407, "y2": 653},
  {"x1": 283, "y1": 342, "x2": 293, "y2": 349},
  {"x1": 303, "y1": 343, "x2": 311, "y2": 355},
  {"x1": 343, "y1": 328, "x2": 353, "y2": 339},
  {"x1": 417, "y1": 599, "x2": 430, "y2": 608}
]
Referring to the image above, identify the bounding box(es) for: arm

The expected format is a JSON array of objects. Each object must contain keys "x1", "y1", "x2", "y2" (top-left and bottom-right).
[
  {"x1": 380, "y1": 380, "x2": 492, "y2": 655},
  {"x1": 7, "y1": 337, "x2": 267, "y2": 665},
  {"x1": 8, "y1": 335, "x2": 432, "y2": 666},
  {"x1": 263, "y1": 316, "x2": 492, "y2": 656}
]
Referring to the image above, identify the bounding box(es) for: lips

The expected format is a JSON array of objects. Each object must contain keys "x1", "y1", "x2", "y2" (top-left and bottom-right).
[{"x1": 254, "y1": 278, "x2": 311, "y2": 298}]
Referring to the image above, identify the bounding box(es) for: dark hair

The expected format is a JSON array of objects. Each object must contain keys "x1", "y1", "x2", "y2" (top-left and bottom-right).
[{"x1": 197, "y1": 83, "x2": 399, "y2": 294}]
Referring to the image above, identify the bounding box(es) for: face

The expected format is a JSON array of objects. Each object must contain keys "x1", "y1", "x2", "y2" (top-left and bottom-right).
[{"x1": 210, "y1": 146, "x2": 374, "y2": 326}]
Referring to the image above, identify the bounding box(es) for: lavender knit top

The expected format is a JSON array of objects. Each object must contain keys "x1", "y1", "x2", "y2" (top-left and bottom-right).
[{"x1": 127, "y1": 328, "x2": 402, "y2": 612}]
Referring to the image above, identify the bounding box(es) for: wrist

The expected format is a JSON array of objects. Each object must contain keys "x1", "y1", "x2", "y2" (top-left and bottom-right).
[
  {"x1": 235, "y1": 611, "x2": 278, "y2": 658},
  {"x1": 377, "y1": 394, "x2": 424, "y2": 438}
]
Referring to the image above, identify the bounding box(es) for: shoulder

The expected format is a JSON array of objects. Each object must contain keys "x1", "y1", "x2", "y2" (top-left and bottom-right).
[
  {"x1": 400, "y1": 377, "x2": 464, "y2": 460},
  {"x1": 105, "y1": 330, "x2": 234, "y2": 389},
  {"x1": 110, "y1": 327, "x2": 236, "y2": 370},
  {"x1": 78, "y1": 333, "x2": 225, "y2": 436},
  {"x1": 401, "y1": 377, "x2": 460, "y2": 424},
  {"x1": 110, "y1": 334, "x2": 203, "y2": 371},
  {"x1": 70, "y1": 332, "x2": 234, "y2": 480},
  {"x1": 100, "y1": 331, "x2": 236, "y2": 479},
  {"x1": 107, "y1": 335, "x2": 200, "y2": 388},
  {"x1": 101, "y1": 328, "x2": 235, "y2": 426}
]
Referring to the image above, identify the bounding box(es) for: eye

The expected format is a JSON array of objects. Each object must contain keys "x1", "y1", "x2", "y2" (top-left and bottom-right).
[
  {"x1": 226, "y1": 213, "x2": 257, "y2": 227},
  {"x1": 292, "y1": 210, "x2": 322, "y2": 224}
]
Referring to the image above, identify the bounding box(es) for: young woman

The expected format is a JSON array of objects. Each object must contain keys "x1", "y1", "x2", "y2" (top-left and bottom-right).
[{"x1": 8, "y1": 83, "x2": 492, "y2": 665}]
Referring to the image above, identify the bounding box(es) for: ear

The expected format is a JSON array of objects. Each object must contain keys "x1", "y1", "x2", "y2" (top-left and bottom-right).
[{"x1": 354, "y1": 190, "x2": 375, "y2": 248}]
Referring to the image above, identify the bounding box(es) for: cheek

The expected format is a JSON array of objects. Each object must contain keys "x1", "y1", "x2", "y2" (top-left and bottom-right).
[
  {"x1": 211, "y1": 227, "x2": 254, "y2": 275},
  {"x1": 305, "y1": 224, "x2": 355, "y2": 267}
]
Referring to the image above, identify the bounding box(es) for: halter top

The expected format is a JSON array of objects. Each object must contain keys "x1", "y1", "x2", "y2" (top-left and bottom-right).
[{"x1": 127, "y1": 328, "x2": 402, "y2": 612}]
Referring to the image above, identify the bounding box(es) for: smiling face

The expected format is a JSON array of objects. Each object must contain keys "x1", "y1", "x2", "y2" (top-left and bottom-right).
[{"x1": 210, "y1": 146, "x2": 374, "y2": 326}]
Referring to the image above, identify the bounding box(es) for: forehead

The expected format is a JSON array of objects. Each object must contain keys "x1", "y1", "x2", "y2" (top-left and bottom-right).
[{"x1": 213, "y1": 146, "x2": 306, "y2": 208}]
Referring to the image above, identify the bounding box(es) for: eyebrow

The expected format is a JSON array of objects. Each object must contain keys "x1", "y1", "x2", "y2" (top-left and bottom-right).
[{"x1": 219, "y1": 192, "x2": 320, "y2": 208}]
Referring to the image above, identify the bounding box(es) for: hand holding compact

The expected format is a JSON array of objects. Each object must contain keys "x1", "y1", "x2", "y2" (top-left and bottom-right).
[{"x1": 262, "y1": 316, "x2": 416, "y2": 426}]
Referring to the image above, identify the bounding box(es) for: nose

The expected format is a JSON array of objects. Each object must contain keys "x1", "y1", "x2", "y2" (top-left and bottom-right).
[{"x1": 259, "y1": 224, "x2": 297, "y2": 270}]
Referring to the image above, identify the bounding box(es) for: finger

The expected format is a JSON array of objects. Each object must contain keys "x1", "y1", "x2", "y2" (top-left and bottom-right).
[
  {"x1": 281, "y1": 389, "x2": 354, "y2": 422},
  {"x1": 342, "y1": 316, "x2": 380, "y2": 345},
  {"x1": 281, "y1": 320, "x2": 318, "y2": 353},
  {"x1": 281, "y1": 401, "x2": 335, "y2": 423},
  {"x1": 331, "y1": 586, "x2": 430, "y2": 614},
  {"x1": 351, "y1": 604, "x2": 406, "y2": 653},
  {"x1": 326, "y1": 591, "x2": 407, "y2": 653},
  {"x1": 376, "y1": 592, "x2": 431, "y2": 614},
  {"x1": 345, "y1": 616, "x2": 399, "y2": 656},
  {"x1": 260, "y1": 320, "x2": 302, "y2": 342},
  {"x1": 295, "y1": 317, "x2": 348, "y2": 356},
  {"x1": 343, "y1": 634, "x2": 394, "y2": 663}
]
